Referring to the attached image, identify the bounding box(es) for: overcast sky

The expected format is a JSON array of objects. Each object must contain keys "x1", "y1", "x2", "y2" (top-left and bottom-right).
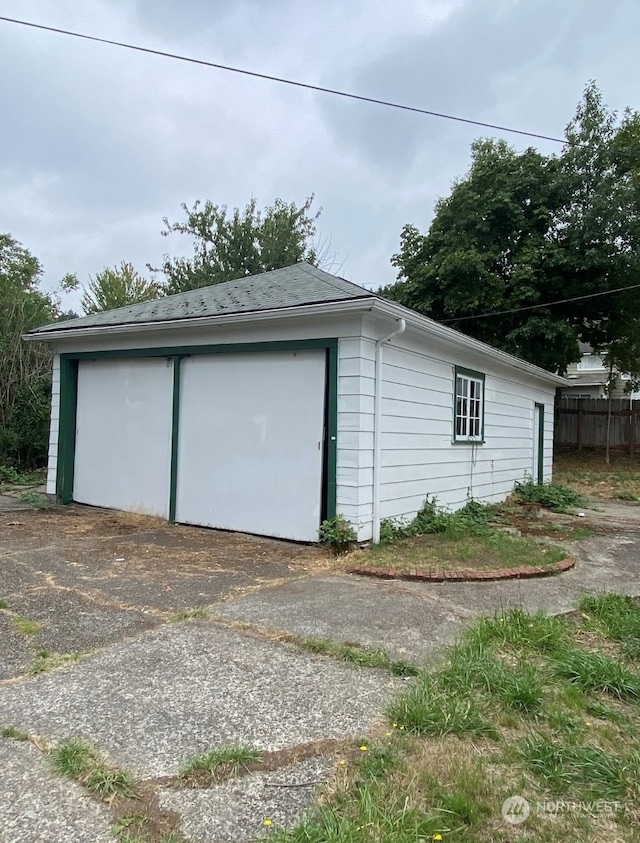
[{"x1": 1, "y1": 0, "x2": 639, "y2": 311}]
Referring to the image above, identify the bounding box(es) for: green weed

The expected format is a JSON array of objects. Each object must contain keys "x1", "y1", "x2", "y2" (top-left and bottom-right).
[
  {"x1": 300, "y1": 638, "x2": 419, "y2": 677},
  {"x1": 514, "y1": 478, "x2": 584, "y2": 512},
  {"x1": 13, "y1": 616, "x2": 42, "y2": 636},
  {"x1": 51, "y1": 739, "x2": 137, "y2": 799},
  {"x1": 179, "y1": 744, "x2": 262, "y2": 779},
  {"x1": 319, "y1": 515, "x2": 357, "y2": 553},
  {"x1": 30, "y1": 650, "x2": 80, "y2": 675},
  {"x1": 166, "y1": 607, "x2": 207, "y2": 622},
  {"x1": 16, "y1": 490, "x2": 50, "y2": 509},
  {"x1": 1, "y1": 726, "x2": 29, "y2": 741}
]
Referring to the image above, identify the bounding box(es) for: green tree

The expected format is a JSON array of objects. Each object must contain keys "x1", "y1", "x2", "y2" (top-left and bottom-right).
[
  {"x1": 157, "y1": 196, "x2": 321, "y2": 294},
  {"x1": 81, "y1": 262, "x2": 160, "y2": 314},
  {"x1": 387, "y1": 84, "x2": 640, "y2": 374},
  {"x1": 0, "y1": 234, "x2": 58, "y2": 467}
]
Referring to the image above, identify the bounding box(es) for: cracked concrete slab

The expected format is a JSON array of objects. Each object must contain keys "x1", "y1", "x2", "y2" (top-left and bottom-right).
[
  {"x1": 0, "y1": 738, "x2": 113, "y2": 843},
  {"x1": 211, "y1": 532, "x2": 640, "y2": 663},
  {"x1": 160, "y1": 757, "x2": 334, "y2": 842},
  {"x1": 211, "y1": 574, "x2": 470, "y2": 665},
  {"x1": 2, "y1": 588, "x2": 159, "y2": 663},
  {"x1": 0, "y1": 622, "x2": 399, "y2": 778}
]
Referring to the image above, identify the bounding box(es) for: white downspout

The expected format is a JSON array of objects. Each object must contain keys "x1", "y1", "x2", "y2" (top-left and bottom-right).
[{"x1": 372, "y1": 318, "x2": 406, "y2": 543}]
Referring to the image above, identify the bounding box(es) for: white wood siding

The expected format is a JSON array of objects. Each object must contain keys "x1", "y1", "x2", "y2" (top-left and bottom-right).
[
  {"x1": 350, "y1": 319, "x2": 557, "y2": 540},
  {"x1": 46, "y1": 354, "x2": 61, "y2": 496}
]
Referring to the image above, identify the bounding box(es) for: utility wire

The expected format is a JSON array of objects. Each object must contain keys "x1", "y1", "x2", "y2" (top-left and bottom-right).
[
  {"x1": 440, "y1": 282, "x2": 640, "y2": 322},
  {"x1": 0, "y1": 15, "x2": 568, "y2": 146}
]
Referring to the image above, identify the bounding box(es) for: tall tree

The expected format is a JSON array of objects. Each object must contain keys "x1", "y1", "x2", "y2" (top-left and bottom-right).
[
  {"x1": 81, "y1": 262, "x2": 160, "y2": 314},
  {"x1": 0, "y1": 234, "x2": 58, "y2": 466},
  {"x1": 156, "y1": 196, "x2": 321, "y2": 295},
  {"x1": 387, "y1": 84, "x2": 640, "y2": 374}
]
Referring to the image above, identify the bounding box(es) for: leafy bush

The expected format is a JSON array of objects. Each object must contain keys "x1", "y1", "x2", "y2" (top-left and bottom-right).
[
  {"x1": 319, "y1": 514, "x2": 357, "y2": 553},
  {"x1": 0, "y1": 375, "x2": 51, "y2": 469},
  {"x1": 514, "y1": 478, "x2": 584, "y2": 512}
]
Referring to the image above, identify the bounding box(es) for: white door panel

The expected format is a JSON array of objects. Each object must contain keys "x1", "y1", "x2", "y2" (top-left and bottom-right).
[
  {"x1": 176, "y1": 351, "x2": 325, "y2": 541},
  {"x1": 73, "y1": 358, "x2": 173, "y2": 517}
]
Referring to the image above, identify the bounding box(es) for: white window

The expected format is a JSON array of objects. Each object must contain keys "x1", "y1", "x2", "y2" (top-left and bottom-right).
[
  {"x1": 577, "y1": 354, "x2": 605, "y2": 371},
  {"x1": 455, "y1": 368, "x2": 485, "y2": 442}
]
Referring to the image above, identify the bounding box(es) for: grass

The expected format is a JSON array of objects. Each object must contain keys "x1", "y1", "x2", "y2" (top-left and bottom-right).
[
  {"x1": 30, "y1": 650, "x2": 80, "y2": 675},
  {"x1": 351, "y1": 529, "x2": 566, "y2": 573},
  {"x1": 300, "y1": 638, "x2": 419, "y2": 677},
  {"x1": 179, "y1": 744, "x2": 262, "y2": 780},
  {"x1": 272, "y1": 600, "x2": 640, "y2": 842},
  {"x1": 579, "y1": 592, "x2": 640, "y2": 659},
  {"x1": 552, "y1": 648, "x2": 640, "y2": 700},
  {"x1": 554, "y1": 450, "x2": 640, "y2": 502},
  {"x1": 15, "y1": 490, "x2": 50, "y2": 509},
  {"x1": 166, "y1": 607, "x2": 207, "y2": 622},
  {"x1": 0, "y1": 598, "x2": 9, "y2": 610},
  {"x1": 1, "y1": 726, "x2": 29, "y2": 740},
  {"x1": 51, "y1": 738, "x2": 137, "y2": 800},
  {"x1": 12, "y1": 616, "x2": 43, "y2": 635}
]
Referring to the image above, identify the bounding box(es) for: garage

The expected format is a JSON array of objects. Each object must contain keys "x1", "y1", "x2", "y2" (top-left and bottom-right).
[
  {"x1": 175, "y1": 349, "x2": 326, "y2": 541},
  {"x1": 30, "y1": 262, "x2": 565, "y2": 543}
]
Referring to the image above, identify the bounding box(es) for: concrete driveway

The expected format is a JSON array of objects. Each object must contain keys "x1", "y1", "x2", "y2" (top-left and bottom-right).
[{"x1": 1, "y1": 501, "x2": 640, "y2": 842}]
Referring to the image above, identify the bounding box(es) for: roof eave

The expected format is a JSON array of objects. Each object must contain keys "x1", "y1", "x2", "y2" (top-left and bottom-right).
[
  {"x1": 369, "y1": 299, "x2": 569, "y2": 387},
  {"x1": 22, "y1": 297, "x2": 378, "y2": 343},
  {"x1": 24, "y1": 294, "x2": 567, "y2": 387}
]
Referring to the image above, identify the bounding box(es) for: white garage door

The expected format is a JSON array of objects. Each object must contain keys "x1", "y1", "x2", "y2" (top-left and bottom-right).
[
  {"x1": 73, "y1": 358, "x2": 173, "y2": 517},
  {"x1": 176, "y1": 350, "x2": 326, "y2": 541}
]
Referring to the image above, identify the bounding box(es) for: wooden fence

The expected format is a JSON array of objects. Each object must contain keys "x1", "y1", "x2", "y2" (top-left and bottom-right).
[{"x1": 555, "y1": 398, "x2": 640, "y2": 453}]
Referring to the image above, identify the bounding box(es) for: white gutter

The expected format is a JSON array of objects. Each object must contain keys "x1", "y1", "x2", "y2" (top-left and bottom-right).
[{"x1": 372, "y1": 318, "x2": 406, "y2": 543}]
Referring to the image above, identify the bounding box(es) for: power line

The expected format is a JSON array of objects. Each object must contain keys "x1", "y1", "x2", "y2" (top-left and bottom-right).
[
  {"x1": 440, "y1": 282, "x2": 640, "y2": 322},
  {"x1": 0, "y1": 15, "x2": 568, "y2": 146}
]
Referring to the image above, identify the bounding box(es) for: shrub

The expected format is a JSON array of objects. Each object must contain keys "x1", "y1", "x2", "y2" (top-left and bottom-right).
[
  {"x1": 379, "y1": 497, "x2": 493, "y2": 544},
  {"x1": 514, "y1": 478, "x2": 584, "y2": 512},
  {"x1": 319, "y1": 514, "x2": 357, "y2": 553}
]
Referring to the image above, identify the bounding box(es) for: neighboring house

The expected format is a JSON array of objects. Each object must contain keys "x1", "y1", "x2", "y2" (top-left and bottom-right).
[
  {"x1": 26, "y1": 263, "x2": 565, "y2": 543},
  {"x1": 562, "y1": 343, "x2": 640, "y2": 400}
]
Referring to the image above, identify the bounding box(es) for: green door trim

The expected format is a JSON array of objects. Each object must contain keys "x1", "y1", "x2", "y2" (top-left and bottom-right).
[
  {"x1": 56, "y1": 338, "x2": 338, "y2": 526},
  {"x1": 535, "y1": 402, "x2": 545, "y2": 484},
  {"x1": 168, "y1": 355, "x2": 182, "y2": 522},
  {"x1": 56, "y1": 357, "x2": 79, "y2": 503}
]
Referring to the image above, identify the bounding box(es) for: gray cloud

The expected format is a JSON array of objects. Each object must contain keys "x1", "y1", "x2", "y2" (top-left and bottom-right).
[{"x1": 1, "y1": 0, "x2": 639, "y2": 306}]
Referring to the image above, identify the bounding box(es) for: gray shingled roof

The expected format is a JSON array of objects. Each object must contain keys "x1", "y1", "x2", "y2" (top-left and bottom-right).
[{"x1": 30, "y1": 263, "x2": 374, "y2": 335}]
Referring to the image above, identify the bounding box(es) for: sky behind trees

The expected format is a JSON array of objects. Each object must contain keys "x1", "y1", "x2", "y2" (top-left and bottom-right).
[{"x1": 1, "y1": 0, "x2": 639, "y2": 308}]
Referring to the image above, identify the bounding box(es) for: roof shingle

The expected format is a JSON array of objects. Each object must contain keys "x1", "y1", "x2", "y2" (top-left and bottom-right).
[{"x1": 31, "y1": 263, "x2": 373, "y2": 335}]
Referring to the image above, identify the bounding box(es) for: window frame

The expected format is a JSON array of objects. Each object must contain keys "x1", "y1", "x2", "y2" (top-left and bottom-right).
[{"x1": 453, "y1": 366, "x2": 485, "y2": 444}]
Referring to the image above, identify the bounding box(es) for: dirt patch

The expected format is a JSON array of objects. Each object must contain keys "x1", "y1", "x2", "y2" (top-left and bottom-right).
[
  {"x1": 554, "y1": 449, "x2": 640, "y2": 502},
  {"x1": 0, "y1": 505, "x2": 331, "y2": 680}
]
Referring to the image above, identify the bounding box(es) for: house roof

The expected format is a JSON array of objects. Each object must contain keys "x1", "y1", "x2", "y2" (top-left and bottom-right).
[
  {"x1": 29, "y1": 263, "x2": 371, "y2": 335},
  {"x1": 26, "y1": 261, "x2": 567, "y2": 386}
]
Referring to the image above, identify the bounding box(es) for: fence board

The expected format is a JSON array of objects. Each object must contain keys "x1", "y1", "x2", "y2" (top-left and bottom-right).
[{"x1": 555, "y1": 398, "x2": 640, "y2": 452}]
